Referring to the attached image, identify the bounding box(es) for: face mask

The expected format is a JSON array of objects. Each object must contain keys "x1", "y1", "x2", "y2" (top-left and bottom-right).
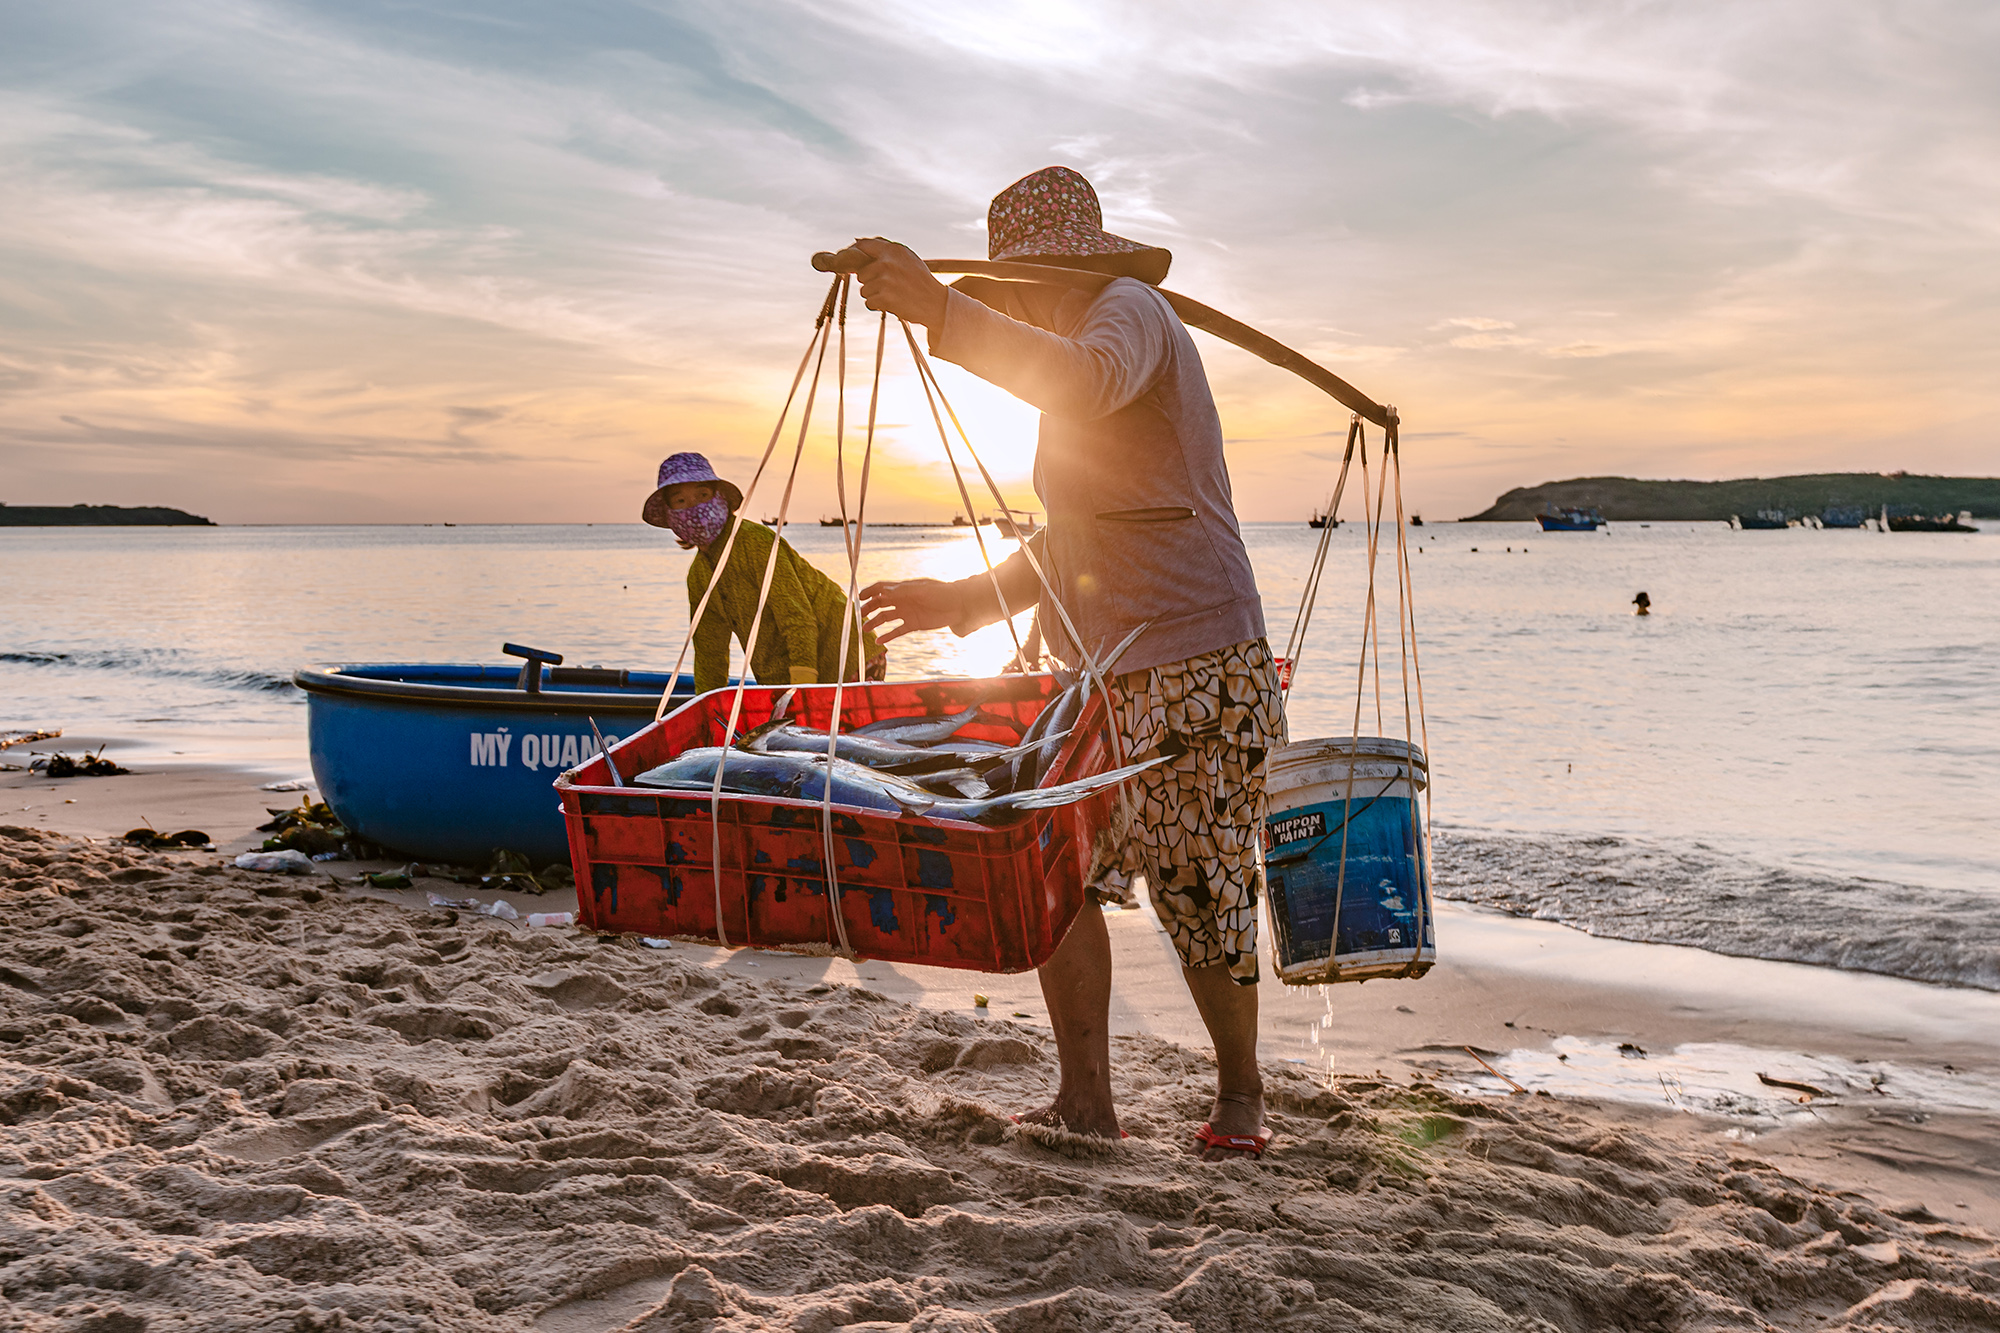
[{"x1": 663, "y1": 495, "x2": 730, "y2": 548}]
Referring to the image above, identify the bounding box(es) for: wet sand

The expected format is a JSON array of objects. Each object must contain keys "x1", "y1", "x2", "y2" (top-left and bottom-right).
[
  {"x1": 2, "y1": 735, "x2": 296, "y2": 853},
  {"x1": 3, "y1": 761, "x2": 1998, "y2": 1330}
]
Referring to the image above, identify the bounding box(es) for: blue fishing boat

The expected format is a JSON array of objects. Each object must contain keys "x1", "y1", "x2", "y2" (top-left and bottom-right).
[
  {"x1": 294, "y1": 644, "x2": 703, "y2": 866},
  {"x1": 1535, "y1": 507, "x2": 1604, "y2": 531}
]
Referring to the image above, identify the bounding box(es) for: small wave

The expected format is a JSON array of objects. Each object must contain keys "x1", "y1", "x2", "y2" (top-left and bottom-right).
[
  {"x1": 1433, "y1": 827, "x2": 2000, "y2": 992},
  {"x1": 0, "y1": 647, "x2": 295, "y2": 694}
]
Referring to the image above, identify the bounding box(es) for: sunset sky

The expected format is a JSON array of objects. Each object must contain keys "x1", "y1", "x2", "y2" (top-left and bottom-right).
[{"x1": 3, "y1": 0, "x2": 1994, "y2": 524}]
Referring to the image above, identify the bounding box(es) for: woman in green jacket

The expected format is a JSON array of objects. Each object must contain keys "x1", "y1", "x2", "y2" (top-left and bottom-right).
[{"x1": 643, "y1": 452, "x2": 884, "y2": 694}]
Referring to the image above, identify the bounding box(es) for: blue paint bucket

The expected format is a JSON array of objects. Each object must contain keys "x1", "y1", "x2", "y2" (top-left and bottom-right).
[{"x1": 1262, "y1": 736, "x2": 1434, "y2": 984}]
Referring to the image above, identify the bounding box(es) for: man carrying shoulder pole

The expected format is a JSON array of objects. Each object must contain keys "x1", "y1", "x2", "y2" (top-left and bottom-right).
[{"x1": 853, "y1": 167, "x2": 1285, "y2": 1159}]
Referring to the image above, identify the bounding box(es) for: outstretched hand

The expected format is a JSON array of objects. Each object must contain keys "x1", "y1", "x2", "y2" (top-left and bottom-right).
[
  {"x1": 853, "y1": 238, "x2": 950, "y2": 328},
  {"x1": 859, "y1": 578, "x2": 964, "y2": 644}
]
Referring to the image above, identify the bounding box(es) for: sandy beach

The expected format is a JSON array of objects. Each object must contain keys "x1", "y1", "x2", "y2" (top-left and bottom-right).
[
  {"x1": 2, "y1": 760, "x2": 1996, "y2": 1331},
  {"x1": 9, "y1": 0, "x2": 1998, "y2": 1319}
]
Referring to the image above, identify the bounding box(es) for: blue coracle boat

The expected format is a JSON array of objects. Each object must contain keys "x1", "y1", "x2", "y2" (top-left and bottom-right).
[{"x1": 295, "y1": 644, "x2": 701, "y2": 866}]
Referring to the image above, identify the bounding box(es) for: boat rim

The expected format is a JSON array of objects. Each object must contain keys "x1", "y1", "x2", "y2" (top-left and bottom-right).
[
  {"x1": 1269, "y1": 734, "x2": 1428, "y2": 772},
  {"x1": 293, "y1": 663, "x2": 686, "y2": 715}
]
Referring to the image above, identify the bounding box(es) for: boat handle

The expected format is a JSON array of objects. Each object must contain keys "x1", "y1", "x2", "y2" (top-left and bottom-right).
[{"x1": 501, "y1": 642, "x2": 564, "y2": 694}]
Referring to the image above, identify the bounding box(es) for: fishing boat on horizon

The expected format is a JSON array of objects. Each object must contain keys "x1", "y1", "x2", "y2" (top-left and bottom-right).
[
  {"x1": 1536, "y1": 506, "x2": 1604, "y2": 531},
  {"x1": 1886, "y1": 507, "x2": 1979, "y2": 533},
  {"x1": 992, "y1": 507, "x2": 1039, "y2": 538}
]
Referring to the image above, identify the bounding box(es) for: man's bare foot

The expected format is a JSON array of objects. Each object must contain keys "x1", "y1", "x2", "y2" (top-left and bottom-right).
[
  {"x1": 1017, "y1": 1097, "x2": 1121, "y2": 1140},
  {"x1": 1196, "y1": 1090, "x2": 1267, "y2": 1160}
]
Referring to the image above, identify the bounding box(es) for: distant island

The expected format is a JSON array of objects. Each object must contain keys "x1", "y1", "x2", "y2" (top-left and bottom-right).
[
  {"x1": 0, "y1": 503, "x2": 216, "y2": 527},
  {"x1": 1463, "y1": 473, "x2": 2000, "y2": 522}
]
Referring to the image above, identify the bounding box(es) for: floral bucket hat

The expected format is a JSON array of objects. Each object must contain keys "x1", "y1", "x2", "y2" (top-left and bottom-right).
[
  {"x1": 641, "y1": 452, "x2": 743, "y2": 528},
  {"x1": 987, "y1": 166, "x2": 1172, "y2": 285}
]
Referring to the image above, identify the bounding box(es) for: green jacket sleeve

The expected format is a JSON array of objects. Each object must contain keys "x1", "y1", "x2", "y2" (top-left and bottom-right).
[
  {"x1": 688, "y1": 557, "x2": 731, "y2": 695},
  {"x1": 768, "y1": 544, "x2": 823, "y2": 684}
]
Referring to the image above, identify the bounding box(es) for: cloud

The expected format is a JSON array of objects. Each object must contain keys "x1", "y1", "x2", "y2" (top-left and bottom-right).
[
  {"x1": 1343, "y1": 87, "x2": 1419, "y2": 111},
  {"x1": 0, "y1": 0, "x2": 1995, "y2": 524},
  {"x1": 27, "y1": 413, "x2": 520, "y2": 465}
]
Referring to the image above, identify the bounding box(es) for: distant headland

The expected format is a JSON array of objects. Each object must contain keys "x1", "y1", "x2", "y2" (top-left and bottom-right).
[
  {"x1": 0, "y1": 503, "x2": 216, "y2": 527},
  {"x1": 1463, "y1": 473, "x2": 2000, "y2": 522}
]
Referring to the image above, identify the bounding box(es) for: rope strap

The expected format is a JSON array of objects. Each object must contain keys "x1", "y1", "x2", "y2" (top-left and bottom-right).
[
  {"x1": 649, "y1": 282, "x2": 1104, "y2": 959},
  {"x1": 1296, "y1": 407, "x2": 1430, "y2": 986}
]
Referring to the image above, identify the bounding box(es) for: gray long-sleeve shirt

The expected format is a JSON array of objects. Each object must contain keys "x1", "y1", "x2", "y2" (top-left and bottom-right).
[{"x1": 929, "y1": 277, "x2": 1265, "y2": 675}]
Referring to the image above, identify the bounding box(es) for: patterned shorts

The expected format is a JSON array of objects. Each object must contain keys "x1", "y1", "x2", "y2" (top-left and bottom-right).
[{"x1": 1088, "y1": 638, "x2": 1287, "y2": 985}]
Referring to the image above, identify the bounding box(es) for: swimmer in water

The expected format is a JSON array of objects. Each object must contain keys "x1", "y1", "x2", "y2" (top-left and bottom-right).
[{"x1": 1633, "y1": 591, "x2": 1652, "y2": 616}]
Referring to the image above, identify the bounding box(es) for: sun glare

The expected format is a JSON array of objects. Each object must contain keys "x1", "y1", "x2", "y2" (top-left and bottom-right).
[
  {"x1": 841, "y1": 528, "x2": 1037, "y2": 681},
  {"x1": 863, "y1": 355, "x2": 1042, "y2": 513}
]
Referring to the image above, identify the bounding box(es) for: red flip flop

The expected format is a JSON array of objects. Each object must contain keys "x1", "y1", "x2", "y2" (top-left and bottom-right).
[{"x1": 1194, "y1": 1122, "x2": 1273, "y2": 1157}]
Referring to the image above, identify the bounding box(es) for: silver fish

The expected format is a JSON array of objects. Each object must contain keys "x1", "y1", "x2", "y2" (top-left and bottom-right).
[
  {"x1": 891, "y1": 733, "x2": 1062, "y2": 774},
  {"x1": 738, "y1": 718, "x2": 925, "y2": 768},
  {"x1": 1008, "y1": 622, "x2": 1151, "y2": 792},
  {"x1": 911, "y1": 767, "x2": 992, "y2": 800},
  {"x1": 922, "y1": 755, "x2": 1161, "y2": 824},
  {"x1": 848, "y1": 703, "x2": 999, "y2": 744},
  {"x1": 742, "y1": 720, "x2": 1060, "y2": 778},
  {"x1": 935, "y1": 737, "x2": 1010, "y2": 754},
  {"x1": 632, "y1": 747, "x2": 1160, "y2": 826},
  {"x1": 632, "y1": 747, "x2": 935, "y2": 814},
  {"x1": 1022, "y1": 681, "x2": 1086, "y2": 790},
  {"x1": 1001, "y1": 695, "x2": 1060, "y2": 794},
  {"x1": 1017, "y1": 693, "x2": 1058, "y2": 749}
]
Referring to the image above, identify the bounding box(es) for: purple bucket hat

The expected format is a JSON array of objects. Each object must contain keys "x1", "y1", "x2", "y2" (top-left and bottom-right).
[
  {"x1": 641, "y1": 452, "x2": 743, "y2": 528},
  {"x1": 987, "y1": 166, "x2": 1171, "y2": 285}
]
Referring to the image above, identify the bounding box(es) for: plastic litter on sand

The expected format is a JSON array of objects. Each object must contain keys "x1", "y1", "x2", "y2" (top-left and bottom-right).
[
  {"x1": 527, "y1": 912, "x2": 575, "y2": 928},
  {"x1": 232, "y1": 849, "x2": 314, "y2": 874},
  {"x1": 479, "y1": 899, "x2": 519, "y2": 920}
]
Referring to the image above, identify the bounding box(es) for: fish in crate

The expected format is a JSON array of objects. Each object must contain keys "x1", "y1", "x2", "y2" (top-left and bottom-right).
[{"x1": 555, "y1": 673, "x2": 1153, "y2": 972}]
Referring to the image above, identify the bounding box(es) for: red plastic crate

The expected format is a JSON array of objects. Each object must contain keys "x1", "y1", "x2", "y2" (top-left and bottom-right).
[{"x1": 555, "y1": 675, "x2": 1120, "y2": 973}]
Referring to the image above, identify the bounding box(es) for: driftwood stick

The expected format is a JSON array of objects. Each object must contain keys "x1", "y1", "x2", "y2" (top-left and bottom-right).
[{"x1": 1465, "y1": 1045, "x2": 1528, "y2": 1095}]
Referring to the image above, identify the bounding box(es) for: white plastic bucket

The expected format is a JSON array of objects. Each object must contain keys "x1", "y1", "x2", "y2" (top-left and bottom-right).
[{"x1": 1262, "y1": 736, "x2": 1434, "y2": 984}]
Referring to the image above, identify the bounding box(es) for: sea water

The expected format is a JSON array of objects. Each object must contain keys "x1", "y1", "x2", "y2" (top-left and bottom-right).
[{"x1": 2, "y1": 520, "x2": 1994, "y2": 988}]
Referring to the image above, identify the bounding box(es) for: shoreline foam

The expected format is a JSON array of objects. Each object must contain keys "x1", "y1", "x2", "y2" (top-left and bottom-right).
[{"x1": 1435, "y1": 826, "x2": 2000, "y2": 991}]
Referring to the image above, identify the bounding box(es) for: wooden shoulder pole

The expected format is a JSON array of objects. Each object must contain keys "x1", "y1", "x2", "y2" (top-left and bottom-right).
[{"x1": 812, "y1": 252, "x2": 1397, "y2": 431}]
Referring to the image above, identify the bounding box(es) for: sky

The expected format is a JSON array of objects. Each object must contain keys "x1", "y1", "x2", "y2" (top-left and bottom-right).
[{"x1": 2, "y1": 0, "x2": 1995, "y2": 524}]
